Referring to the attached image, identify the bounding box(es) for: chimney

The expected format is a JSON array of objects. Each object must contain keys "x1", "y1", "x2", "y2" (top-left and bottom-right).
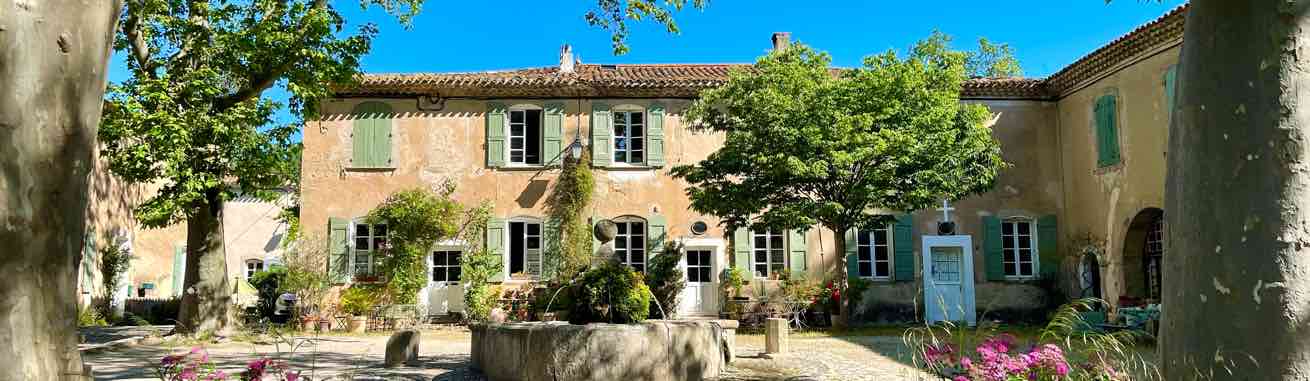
[
  {"x1": 560, "y1": 44, "x2": 575, "y2": 73},
  {"x1": 771, "y1": 32, "x2": 791, "y2": 52}
]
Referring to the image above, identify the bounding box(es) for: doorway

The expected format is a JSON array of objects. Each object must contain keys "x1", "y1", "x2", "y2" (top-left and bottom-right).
[
  {"x1": 427, "y1": 249, "x2": 465, "y2": 315},
  {"x1": 679, "y1": 243, "x2": 724, "y2": 317},
  {"x1": 923, "y1": 235, "x2": 977, "y2": 326}
]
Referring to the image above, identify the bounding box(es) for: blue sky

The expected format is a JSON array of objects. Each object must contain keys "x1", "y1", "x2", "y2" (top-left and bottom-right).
[{"x1": 106, "y1": 0, "x2": 1187, "y2": 132}]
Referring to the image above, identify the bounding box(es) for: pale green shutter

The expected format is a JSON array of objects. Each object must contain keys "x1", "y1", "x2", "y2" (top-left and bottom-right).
[
  {"x1": 328, "y1": 217, "x2": 350, "y2": 283},
  {"x1": 591, "y1": 103, "x2": 612, "y2": 167},
  {"x1": 486, "y1": 103, "x2": 507, "y2": 167},
  {"x1": 732, "y1": 228, "x2": 753, "y2": 281},
  {"x1": 983, "y1": 216, "x2": 1004, "y2": 281},
  {"x1": 544, "y1": 102, "x2": 565, "y2": 165},
  {"x1": 1164, "y1": 65, "x2": 1178, "y2": 120},
  {"x1": 1096, "y1": 95, "x2": 1121, "y2": 167},
  {"x1": 1037, "y1": 215, "x2": 1059, "y2": 279},
  {"x1": 351, "y1": 104, "x2": 373, "y2": 167},
  {"x1": 370, "y1": 103, "x2": 393, "y2": 167},
  {"x1": 647, "y1": 215, "x2": 668, "y2": 263},
  {"x1": 487, "y1": 218, "x2": 507, "y2": 282},
  {"x1": 172, "y1": 244, "x2": 184, "y2": 296},
  {"x1": 892, "y1": 214, "x2": 915, "y2": 282},
  {"x1": 787, "y1": 229, "x2": 806, "y2": 274},
  {"x1": 844, "y1": 228, "x2": 859, "y2": 279},
  {"x1": 646, "y1": 103, "x2": 666, "y2": 167}
]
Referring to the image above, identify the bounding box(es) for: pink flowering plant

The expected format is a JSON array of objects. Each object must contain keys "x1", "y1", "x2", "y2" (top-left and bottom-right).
[
  {"x1": 906, "y1": 299, "x2": 1157, "y2": 381},
  {"x1": 155, "y1": 347, "x2": 301, "y2": 381}
]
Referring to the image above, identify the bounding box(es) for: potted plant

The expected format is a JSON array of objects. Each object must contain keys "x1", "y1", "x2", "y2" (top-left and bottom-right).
[
  {"x1": 340, "y1": 287, "x2": 375, "y2": 333},
  {"x1": 722, "y1": 267, "x2": 747, "y2": 300}
]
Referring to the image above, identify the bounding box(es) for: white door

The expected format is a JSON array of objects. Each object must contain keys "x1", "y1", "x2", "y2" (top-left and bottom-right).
[
  {"x1": 923, "y1": 235, "x2": 976, "y2": 326},
  {"x1": 427, "y1": 250, "x2": 465, "y2": 315},
  {"x1": 679, "y1": 249, "x2": 719, "y2": 316}
]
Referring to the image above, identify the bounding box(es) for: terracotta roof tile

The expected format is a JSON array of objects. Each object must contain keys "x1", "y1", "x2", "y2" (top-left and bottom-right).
[{"x1": 335, "y1": 4, "x2": 1188, "y2": 100}]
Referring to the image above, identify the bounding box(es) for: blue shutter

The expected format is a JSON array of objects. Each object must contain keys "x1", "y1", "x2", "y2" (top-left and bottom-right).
[
  {"x1": 892, "y1": 214, "x2": 915, "y2": 282},
  {"x1": 983, "y1": 216, "x2": 1004, "y2": 281},
  {"x1": 1038, "y1": 215, "x2": 1059, "y2": 279},
  {"x1": 844, "y1": 228, "x2": 859, "y2": 279}
]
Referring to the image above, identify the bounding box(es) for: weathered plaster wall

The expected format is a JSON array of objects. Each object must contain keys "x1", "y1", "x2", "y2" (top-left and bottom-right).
[
  {"x1": 223, "y1": 194, "x2": 291, "y2": 302},
  {"x1": 1056, "y1": 46, "x2": 1179, "y2": 307}
]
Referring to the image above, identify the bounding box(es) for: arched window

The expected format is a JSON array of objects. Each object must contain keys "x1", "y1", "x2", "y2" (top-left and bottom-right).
[
  {"x1": 856, "y1": 222, "x2": 894, "y2": 279},
  {"x1": 1002, "y1": 217, "x2": 1038, "y2": 279},
  {"x1": 245, "y1": 259, "x2": 265, "y2": 280},
  {"x1": 1145, "y1": 214, "x2": 1164, "y2": 300},
  {"x1": 613, "y1": 216, "x2": 647, "y2": 272}
]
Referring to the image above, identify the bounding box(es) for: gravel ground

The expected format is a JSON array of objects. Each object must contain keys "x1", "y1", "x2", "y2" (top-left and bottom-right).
[{"x1": 82, "y1": 327, "x2": 931, "y2": 380}]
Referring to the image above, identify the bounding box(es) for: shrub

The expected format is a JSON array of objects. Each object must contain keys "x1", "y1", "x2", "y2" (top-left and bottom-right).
[
  {"x1": 644, "y1": 242, "x2": 686, "y2": 319},
  {"x1": 569, "y1": 263, "x2": 652, "y2": 324},
  {"x1": 339, "y1": 286, "x2": 379, "y2": 317},
  {"x1": 250, "y1": 267, "x2": 286, "y2": 319},
  {"x1": 78, "y1": 306, "x2": 108, "y2": 327},
  {"x1": 722, "y1": 267, "x2": 746, "y2": 298},
  {"x1": 279, "y1": 233, "x2": 331, "y2": 318}
]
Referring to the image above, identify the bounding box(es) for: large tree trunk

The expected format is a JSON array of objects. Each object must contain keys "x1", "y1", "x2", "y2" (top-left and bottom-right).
[
  {"x1": 177, "y1": 196, "x2": 232, "y2": 335},
  {"x1": 0, "y1": 1, "x2": 122, "y2": 379},
  {"x1": 834, "y1": 224, "x2": 850, "y2": 329},
  {"x1": 1162, "y1": 1, "x2": 1310, "y2": 378}
]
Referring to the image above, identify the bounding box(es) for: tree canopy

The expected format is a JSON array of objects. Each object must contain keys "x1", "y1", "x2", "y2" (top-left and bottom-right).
[{"x1": 671, "y1": 37, "x2": 1008, "y2": 234}]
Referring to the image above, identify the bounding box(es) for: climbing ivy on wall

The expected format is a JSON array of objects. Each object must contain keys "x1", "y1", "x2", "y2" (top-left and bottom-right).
[
  {"x1": 544, "y1": 148, "x2": 597, "y2": 279},
  {"x1": 366, "y1": 183, "x2": 464, "y2": 304}
]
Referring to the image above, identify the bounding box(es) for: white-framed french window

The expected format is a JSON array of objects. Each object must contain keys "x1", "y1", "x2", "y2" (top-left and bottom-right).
[
  {"x1": 612, "y1": 106, "x2": 646, "y2": 165},
  {"x1": 857, "y1": 224, "x2": 893, "y2": 279},
  {"x1": 245, "y1": 259, "x2": 265, "y2": 280},
  {"x1": 614, "y1": 216, "x2": 647, "y2": 272},
  {"x1": 431, "y1": 249, "x2": 462, "y2": 284},
  {"x1": 751, "y1": 229, "x2": 786, "y2": 278},
  {"x1": 1001, "y1": 217, "x2": 1038, "y2": 279},
  {"x1": 507, "y1": 104, "x2": 544, "y2": 166},
  {"x1": 507, "y1": 217, "x2": 543, "y2": 278},
  {"x1": 352, "y1": 220, "x2": 388, "y2": 278}
]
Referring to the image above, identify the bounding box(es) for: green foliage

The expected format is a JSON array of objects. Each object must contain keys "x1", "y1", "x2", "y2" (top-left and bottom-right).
[
  {"x1": 366, "y1": 185, "x2": 463, "y2": 304},
  {"x1": 339, "y1": 286, "x2": 380, "y2": 316},
  {"x1": 570, "y1": 263, "x2": 652, "y2": 324},
  {"x1": 98, "y1": 241, "x2": 133, "y2": 306},
  {"x1": 278, "y1": 232, "x2": 332, "y2": 316},
  {"x1": 722, "y1": 267, "x2": 747, "y2": 298},
  {"x1": 845, "y1": 276, "x2": 871, "y2": 312},
  {"x1": 969, "y1": 37, "x2": 1023, "y2": 78},
  {"x1": 78, "y1": 306, "x2": 109, "y2": 327},
  {"x1": 586, "y1": 0, "x2": 709, "y2": 55},
  {"x1": 644, "y1": 241, "x2": 686, "y2": 319},
  {"x1": 250, "y1": 267, "x2": 287, "y2": 318},
  {"x1": 544, "y1": 149, "x2": 596, "y2": 279}
]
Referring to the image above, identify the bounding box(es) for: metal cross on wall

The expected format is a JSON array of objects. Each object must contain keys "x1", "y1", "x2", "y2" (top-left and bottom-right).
[{"x1": 937, "y1": 199, "x2": 955, "y2": 222}]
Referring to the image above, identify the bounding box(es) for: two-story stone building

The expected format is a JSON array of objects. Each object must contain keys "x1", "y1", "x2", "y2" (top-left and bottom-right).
[{"x1": 301, "y1": 5, "x2": 1185, "y2": 321}]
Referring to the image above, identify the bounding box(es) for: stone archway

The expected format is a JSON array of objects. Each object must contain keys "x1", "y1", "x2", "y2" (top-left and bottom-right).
[{"x1": 1120, "y1": 208, "x2": 1164, "y2": 306}]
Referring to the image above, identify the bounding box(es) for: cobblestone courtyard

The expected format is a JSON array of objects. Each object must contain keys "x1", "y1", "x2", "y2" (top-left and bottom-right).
[{"x1": 81, "y1": 327, "x2": 930, "y2": 380}]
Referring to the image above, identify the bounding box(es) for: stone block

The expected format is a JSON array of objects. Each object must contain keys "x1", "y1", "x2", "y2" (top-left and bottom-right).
[
  {"x1": 765, "y1": 318, "x2": 788, "y2": 354},
  {"x1": 384, "y1": 330, "x2": 420, "y2": 367},
  {"x1": 471, "y1": 320, "x2": 726, "y2": 381}
]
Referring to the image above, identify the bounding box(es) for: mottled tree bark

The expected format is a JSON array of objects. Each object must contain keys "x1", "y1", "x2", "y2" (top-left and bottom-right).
[
  {"x1": 177, "y1": 197, "x2": 232, "y2": 335},
  {"x1": 1163, "y1": 1, "x2": 1310, "y2": 379},
  {"x1": 0, "y1": 1, "x2": 121, "y2": 380}
]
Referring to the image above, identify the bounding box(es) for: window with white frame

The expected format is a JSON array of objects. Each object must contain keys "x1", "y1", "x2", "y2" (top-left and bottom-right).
[
  {"x1": 857, "y1": 224, "x2": 893, "y2": 279},
  {"x1": 613, "y1": 110, "x2": 645, "y2": 164},
  {"x1": 615, "y1": 218, "x2": 646, "y2": 272},
  {"x1": 752, "y1": 229, "x2": 786, "y2": 278},
  {"x1": 353, "y1": 222, "x2": 387, "y2": 278},
  {"x1": 1002, "y1": 218, "x2": 1037, "y2": 278},
  {"x1": 509, "y1": 220, "x2": 542, "y2": 277},
  {"x1": 508, "y1": 108, "x2": 543, "y2": 165},
  {"x1": 432, "y1": 250, "x2": 462, "y2": 283},
  {"x1": 245, "y1": 259, "x2": 265, "y2": 280}
]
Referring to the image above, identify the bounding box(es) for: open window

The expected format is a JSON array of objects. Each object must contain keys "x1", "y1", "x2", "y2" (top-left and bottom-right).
[
  {"x1": 508, "y1": 106, "x2": 543, "y2": 165},
  {"x1": 353, "y1": 220, "x2": 388, "y2": 280},
  {"x1": 613, "y1": 108, "x2": 645, "y2": 165},
  {"x1": 508, "y1": 218, "x2": 543, "y2": 277}
]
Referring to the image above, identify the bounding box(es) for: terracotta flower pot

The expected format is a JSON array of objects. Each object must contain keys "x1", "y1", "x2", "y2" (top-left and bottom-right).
[{"x1": 347, "y1": 316, "x2": 367, "y2": 333}]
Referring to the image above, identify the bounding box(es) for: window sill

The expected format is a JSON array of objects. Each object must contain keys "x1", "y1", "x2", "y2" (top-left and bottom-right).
[
  {"x1": 1001, "y1": 276, "x2": 1039, "y2": 283},
  {"x1": 345, "y1": 165, "x2": 396, "y2": 172},
  {"x1": 495, "y1": 164, "x2": 551, "y2": 171},
  {"x1": 602, "y1": 163, "x2": 661, "y2": 171},
  {"x1": 860, "y1": 276, "x2": 895, "y2": 283}
]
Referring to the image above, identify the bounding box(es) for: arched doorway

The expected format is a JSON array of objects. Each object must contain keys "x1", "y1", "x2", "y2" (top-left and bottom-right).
[
  {"x1": 1121, "y1": 208, "x2": 1164, "y2": 305},
  {"x1": 1079, "y1": 252, "x2": 1102, "y2": 299}
]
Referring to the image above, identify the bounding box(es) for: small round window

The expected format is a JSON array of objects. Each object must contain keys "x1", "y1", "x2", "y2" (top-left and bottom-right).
[{"x1": 690, "y1": 221, "x2": 709, "y2": 236}]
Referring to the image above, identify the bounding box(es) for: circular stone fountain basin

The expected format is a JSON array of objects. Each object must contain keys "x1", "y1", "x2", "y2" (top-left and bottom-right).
[{"x1": 470, "y1": 319, "x2": 738, "y2": 381}]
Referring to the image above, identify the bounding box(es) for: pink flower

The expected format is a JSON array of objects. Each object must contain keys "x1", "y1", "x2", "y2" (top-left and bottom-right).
[
  {"x1": 206, "y1": 370, "x2": 227, "y2": 381},
  {"x1": 178, "y1": 368, "x2": 198, "y2": 381},
  {"x1": 284, "y1": 371, "x2": 300, "y2": 381},
  {"x1": 953, "y1": 376, "x2": 969, "y2": 381},
  {"x1": 161, "y1": 354, "x2": 184, "y2": 367}
]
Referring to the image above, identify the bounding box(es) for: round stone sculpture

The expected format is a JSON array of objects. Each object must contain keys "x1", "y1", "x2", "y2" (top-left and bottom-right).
[{"x1": 593, "y1": 219, "x2": 617, "y2": 243}]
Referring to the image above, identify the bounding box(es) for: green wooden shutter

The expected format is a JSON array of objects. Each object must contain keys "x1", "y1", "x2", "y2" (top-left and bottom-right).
[
  {"x1": 591, "y1": 103, "x2": 612, "y2": 167},
  {"x1": 486, "y1": 103, "x2": 507, "y2": 168},
  {"x1": 893, "y1": 214, "x2": 915, "y2": 282},
  {"x1": 788, "y1": 229, "x2": 807, "y2": 274},
  {"x1": 171, "y1": 244, "x2": 184, "y2": 296},
  {"x1": 487, "y1": 218, "x2": 507, "y2": 282},
  {"x1": 351, "y1": 104, "x2": 373, "y2": 167},
  {"x1": 328, "y1": 217, "x2": 350, "y2": 283},
  {"x1": 544, "y1": 102, "x2": 565, "y2": 165},
  {"x1": 844, "y1": 228, "x2": 859, "y2": 279},
  {"x1": 982, "y1": 216, "x2": 1004, "y2": 281},
  {"x1": 1095, "y1": 95, "x2": 1121, "y2": 167},
  {"x1": 1164, "y1": 65, "x2": 1178, "y2": 120},
  {"x1": 732, "y1": 228, "x2": 753, "y2": 281},
  {"x1": 646, "y1": 103, "x2": 666, "y2": 167},
  {"x1": 370, "y1": 103, "x2": 393, "y2": 167},
  {"x1": 647, "y1": 215, "x2": 668, "y2": 263},
  {"x1": 1037, "y1": 215, "x2": 1059, "y2": 279}
]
